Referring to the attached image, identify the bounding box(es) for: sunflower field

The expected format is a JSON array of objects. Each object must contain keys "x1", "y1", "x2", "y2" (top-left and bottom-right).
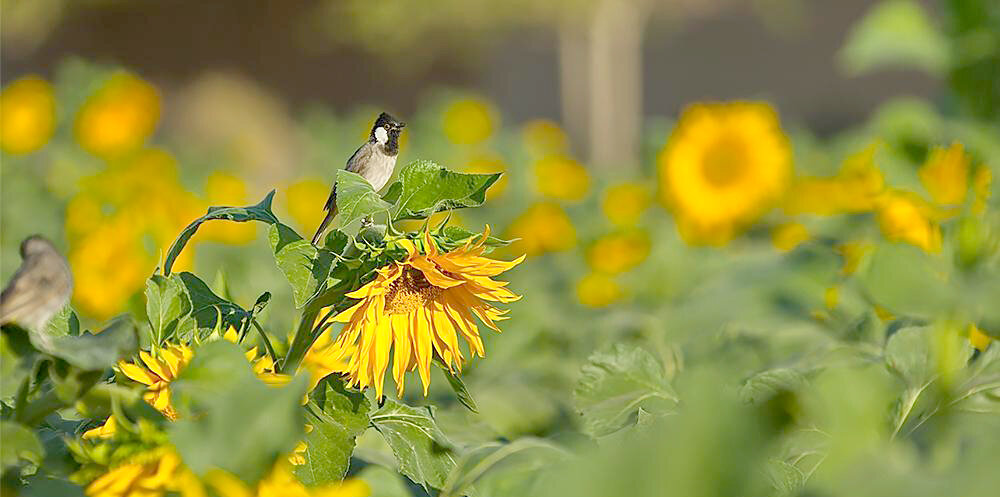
[{"x1": 2, "y1": 1, "x2": 1000, "y2": 496}]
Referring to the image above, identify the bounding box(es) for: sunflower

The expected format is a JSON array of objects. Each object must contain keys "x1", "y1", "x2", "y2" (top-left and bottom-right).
[
  {"x1": 118, "y1": 344, "x2": 194, "y2": 421},
  {"x1": 85, "y1": 448, "x2": 203, "y2": 497},
  {"x1": 659, "y1": 101, "x2": 791, "y2": 245},
  {"x1": 330, "y1": 230, "x2": 523, "y2": 399}
]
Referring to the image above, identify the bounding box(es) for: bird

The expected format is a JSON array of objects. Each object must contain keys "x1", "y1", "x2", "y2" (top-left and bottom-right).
[
  {"x1": 312, "y1": 112, "x2": 406, "y2": 245},
  {"x1": 0, "y1": 235, "x2": 73, "y2": 331}
]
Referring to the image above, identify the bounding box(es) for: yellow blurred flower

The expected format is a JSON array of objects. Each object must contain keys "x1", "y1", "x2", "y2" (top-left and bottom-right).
[
  {"x1": 507, "y1": 202, "x2": 577, "y2": 256},
  {"x1": 0, "y1": 75, "x2": 56, "y2": 154},
  {"x1": 602, "y1": 182, "x2": 651, "y2": 226},
  {"x1": 304, "y1": 330, "x2": 354, "y2": 386},
  {"x1": 534, "y1": 155, "x2": 590, "y2": 201},
  {"x1": 969, "y1": 324, "x2": 992, "y2": 351},
  {"x1": 771, "y1": 222, "x2": 810, "y2": 252},
  {"x1": 586, "y1": 230, "x2": 651, "y2": 274},
  {"x1": 75, "y1": 71, "x2": 160, "y2": 158},
  {"x1": 971, "y1": 165, "x2": 992, "y2": 214},
  {"x1": 576, "y1": 272, "x2": 623, "y2": 308},
  {"x1": 205, "y1": 461, "x2": 369, "y2": 497},
  {"x1": 659, "y1": 102, "x2": 791, "y2": 245},
  {"x1": 919, "y1": 142, "x2": 969, "y2": 207},
  {"x1": 85, "y1": 447, "x2": 203, "y2": 497},
  {"x1": 285, "y1": 178, "x2": 330, "y2": 235},
  {"x1": 331, "y1": 233, "x2": 522, "y2": 399},
  {"x1": 462, "y1": 157, "x2": 509, "y2": 199},
  {"x1": 876, "y1": 190, "x2": 942, "y2": 252},
  {"x1": 198, "y1": 172, "x2": 257, "y2": 245},
  {"x1": 521, "y1": 119, "x2": 569, "y2": 156},
  {"x1": 823, "y1": 285, "x2": 839, "y2": 310},
  {"x1": 784, "y1": 144, "x2": 884, "y2": 215},
  {"x1": 443, "y1": 97, "x2": 496, "y2": 145},
  {"x1": 836, "y1": 241, "x2": 873, "y2": 276},
  {"x1": 118, "y1": 344, "x2": 194, "y2": 421}
]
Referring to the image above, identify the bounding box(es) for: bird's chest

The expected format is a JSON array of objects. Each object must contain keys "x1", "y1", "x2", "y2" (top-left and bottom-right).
[{"x1": 363, "y1": 151, "x2": 397, "y2": 192}]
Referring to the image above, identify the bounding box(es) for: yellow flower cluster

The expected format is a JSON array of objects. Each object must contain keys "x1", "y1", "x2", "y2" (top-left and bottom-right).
[
  {"x1": 783, "y1": 144, "x2": 884, "y2": 216},
  {"x1": 0, "y1": 75, "x2": 56, "y2": 154},
  {"x1": 442, "y1": 96, "x2": 497, "y2": 145},
  {"x1": 658, "y1": 101, "x2": 792, "y2": 245},
  {"x1": 506, "y1": 202, "x2": 577, "y2": 256},
  {"x1": 602, "y1": 182, "x2": 651, "y2": 226},
  {"x1": 576, "y1": 230, "x2": 651, "y2": 308}
]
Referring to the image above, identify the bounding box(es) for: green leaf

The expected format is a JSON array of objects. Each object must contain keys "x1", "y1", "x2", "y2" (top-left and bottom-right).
[
  {"x1": 144, "y1": 274, "x2": 191, "y2": 346},
  {"x1": 42, "y1": 306, "x2": 80, "y2": 338},
  {"x1": 740, "y1": 368, "x2": 808, "y2": 405},
  {"x1": 885, "y1": 326, "x2": 935, "y2": 388},
  {"x1": 442, "y1": 367, "x2": 478, "y2": 413},
  {"x1": 391, "y1": 160, "x2": 501, "y2": 221},
  {"x1": 765, "y1": 459, "x2": 806, "y2": 496},
  {"x1": 838, "y1": 0, "x2": 949, "y2": 76},
  {"x1": 269, "y1": 223, "x2": 336, "y2": 308},
  {"x1": 370, "y1": 398, "x2": 459, "y2": 492},
  {"x1": 295, "y1": 378, "x2": 372, "y2": 485},
  {"x1": 1, "y1": 329, "x2": 34, "y2": 400},
  {"x1": 163, "y1": 190, "x2": 279, "y2": 276},
  {"x1": 170, "y1": 341, "x2": 307, "y2": 485},
  {"x1": 1, "y1": 421, "x2": 44, "y2": 471},
  {"x1": 30, "y1": 318, "x2": 138, "y2": 371},
  {"x1": 441, "y1": 438, "x2": 568, "y2": 497},
  {"x1": 336, "y1": 169, "x2": 394, "y2": 227},
  {"x1": 574, "y1": 344, "x2": 679, "y2": 438},
  {"x1": 858, "y1": 243, "x2": 955, "y2": 318},
  {"x1": 175, "y1": 272, "x2": 248, "y2": 341},
  {"x1": 439, "y1": 226, "x2": 512, "y2": 249},
  {"x1": 358, "y1": 465, "x2": 413, "y2": 497}
]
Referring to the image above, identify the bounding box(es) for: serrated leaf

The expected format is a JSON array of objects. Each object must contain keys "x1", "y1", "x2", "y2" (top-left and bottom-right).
[
  {"x1": 144, "y1": 274, "x2": 191, "y2": 346},
  {"x1": 370, "y1": 399, "x2": 459, "y2": 492},
  {"x1": 163, "y1": 191, "x2": 279, "y2": 276},
  {"x1": 269, "y1": 223, "x2": 336, "y2": 308},
  {"x1": 741, "y1": 368, "x2": 808, "y2": 404},
  {"x1": 336, "y1": 169, "x2": 394, "y2": 227},
  {"x1": 391, "y1": 161, "x2": 501, "y2": 221},
  {"x1": 574, "y1": 344, "x2": 679, "y2": 438},
  {"x1": 169, "y1": 341, "x2": 307, "y2": 485},
  {"x1": 295, "y1": 378, "x2": 372, "y2": 485},
  {"x1": 1, "y1": 421, "x2": 44, "y2": 471}
]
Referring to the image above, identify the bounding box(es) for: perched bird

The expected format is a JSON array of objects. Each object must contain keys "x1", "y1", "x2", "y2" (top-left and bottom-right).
[
  {"x1": 0, "y1": 235, "x2": 73, "y2": 331},
  {"x1": 312, "y1": 112, "x2": 406, "y2": 245}
]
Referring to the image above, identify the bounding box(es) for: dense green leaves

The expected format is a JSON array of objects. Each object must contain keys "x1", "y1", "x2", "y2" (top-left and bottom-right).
[
  {"x1": 269, "y1": 223, "x2": 336, "y2": 308},
  {"x1": 370, "y1": 399, "x2": 459, "y2": 492},
  {"x1": 163, "y1": 190, "x2": 279, "y2": 276},
  {"x1": 336, "y1": 169, "x2": 394, "y2": 227},
  {"x1": 169, "y1": 341, "x2": 308, "y2": 485},
  {"x1": 29, "y1": 317, "x2": 138, "y2": 371},
  {"x1": 741, "y1": 368, "x2": 808, "y2": 405},
  {"x1": 574, "y1": 344, "x2": 678, "y2": 437},
  {"x1": 858, "y1": 243, "x2": 954, "y2": 318},
  {"x1": 1, "y1": 421, "x2": 44, "y2": 471},
  {"x1": 295, "y1": 379, "x2": 372, "y2": 485},
  {"x1": 144, "y1": 274, "x2": 191, "y2": 345},
  {"x1": 144, "y1": 272, "x2": 248, "y2": 345},
  {"x1": 389, "y1": 160, "x2": 501, "y2": 220}
]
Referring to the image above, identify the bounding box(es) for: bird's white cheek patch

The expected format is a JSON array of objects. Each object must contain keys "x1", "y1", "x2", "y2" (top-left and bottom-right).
[{"x1": 375, "y1": 126, "x2": 388, "y2": 144}]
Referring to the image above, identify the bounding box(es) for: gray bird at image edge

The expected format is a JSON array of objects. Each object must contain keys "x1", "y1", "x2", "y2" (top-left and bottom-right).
[
  {"x1": 311, "y1": 112, "x2": 406, "y2": 245},
  {"x1": 0, "y1": 235, "x2": 73, "y2": 331}
]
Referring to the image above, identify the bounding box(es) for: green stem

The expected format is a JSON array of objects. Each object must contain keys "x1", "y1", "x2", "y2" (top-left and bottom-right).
[
  {"x1": 280, "y1": 306, "x2": 320, "y2": 374},
  {"x1": 252, "y1": 319, "x2": 278, "y2": 364}
]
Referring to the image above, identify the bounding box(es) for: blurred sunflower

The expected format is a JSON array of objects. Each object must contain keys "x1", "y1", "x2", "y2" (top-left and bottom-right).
[
  {"x1": 784, "y1": 144, "x2": 884, "y2": 215},
  {"x1": 876, "y1": 190, "x2": 942, "y2": 252},
  {"x1": 506, "y1": 202, "x2": 577, "y2": 256},
  {"x1": 771, "y1": 222, "x2": 810, "y2": 252},
  {"x1": 971, "y1": 166, "x2": 992, "y2": 214},
  {"x1": 462, "y1": 156, "x2": 509, "y2": 199},
  {"x1": 442, "y1": 97, "x2": 497, "y2": 145},
  {"x1": 576, "y1": 272, "x2": 623, "y2": 308},
  {"x1": 602, "y1": 182, "x2": 651, "y2": 226},
  {"x1": 919, "y1": 142, "x2": 970, "y2": 207},
  {"x1": 198, "y1": 171, "x2": 257, "y2": 245},
  {"x1": 330, "y1": 232, "x2": 522, "y2": 399},
  {"x1": 85, "y1": 447, "x2": 202, "y2": 497},
  {"x1": 284, "y1": 178, "x2": 330, "y2": 235},
  {"x1": 118, "y1": 344, "x2": 194, "y2": 421},
  {"x1": 0, "y1": 75, "x2": 56, "y2": 154},
  {"x1": 534, "y1": 155, "x2": 590, "y2": 201},
  {"x1": 75, "y1": 71, "x2": 160, "y2": 158},
  {"x1": 969, "y1": 324, "x2": 992, "y2": 352},
  {"x1": 585, "y1": 230, "x2": 650, "y2": 274},
  {"x1": 521, "y1": 119, "x2": 569, "y2": 157},
  {"x1": 659, "y1": 101, "x2": 791, "y2": 245},
  {"x1": 204, "y1": 461, "x2": 369, "y2": 497}
]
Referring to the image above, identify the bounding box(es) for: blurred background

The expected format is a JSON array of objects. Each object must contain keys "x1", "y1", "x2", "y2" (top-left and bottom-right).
[{"x1": 2, "y1": 1, "x2": 1000, "y2": 494}]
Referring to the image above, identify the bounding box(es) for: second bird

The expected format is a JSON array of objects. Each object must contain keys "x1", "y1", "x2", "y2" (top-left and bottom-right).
[{"x1": 312, "y1": 112, "x2": 406, "y2": 245}]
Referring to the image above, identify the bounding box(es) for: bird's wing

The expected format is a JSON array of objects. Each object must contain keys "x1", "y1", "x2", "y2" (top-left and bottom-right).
[{"x1": 0, "y1": 255, "x2": 72, "y2": 327}]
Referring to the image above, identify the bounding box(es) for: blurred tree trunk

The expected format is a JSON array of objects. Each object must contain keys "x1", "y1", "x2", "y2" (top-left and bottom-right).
[{"x1": 559, "y1": 0, "x2": 646, "y2": 171}]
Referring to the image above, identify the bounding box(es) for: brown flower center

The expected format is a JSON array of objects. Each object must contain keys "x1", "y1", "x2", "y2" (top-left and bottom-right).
[
  {"x1": 702, "y1": 135, "x2": 748, "y2": 187},
  {"x1": 385, "y1": 267, "x2": 442, "y2": 314}
]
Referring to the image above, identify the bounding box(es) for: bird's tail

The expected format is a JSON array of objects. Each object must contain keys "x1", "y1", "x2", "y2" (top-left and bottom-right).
[{"x1": 311, "y1": 206, "x2": 337, "y2": 246}]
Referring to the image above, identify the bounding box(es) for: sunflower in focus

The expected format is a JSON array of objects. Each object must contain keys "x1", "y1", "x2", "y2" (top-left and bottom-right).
[
  {"x1": 0, "y1": 75, "x2": 56, "y2": 154},
  {"x1": 329, "y1": 231, "x2": 523, "y2": 399},
  {"x1": 659, "y1": 101, "x2": 791, "y2": 245},
  {"x1": 506, "y1": 202, "x2": 577, "y2": 256},
  {"x1": 75, "y1": 71, "x2": 160, "y2": 158},
  {"x1": 118, "y1": 344, "x2": 194, "y2": 421}
]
